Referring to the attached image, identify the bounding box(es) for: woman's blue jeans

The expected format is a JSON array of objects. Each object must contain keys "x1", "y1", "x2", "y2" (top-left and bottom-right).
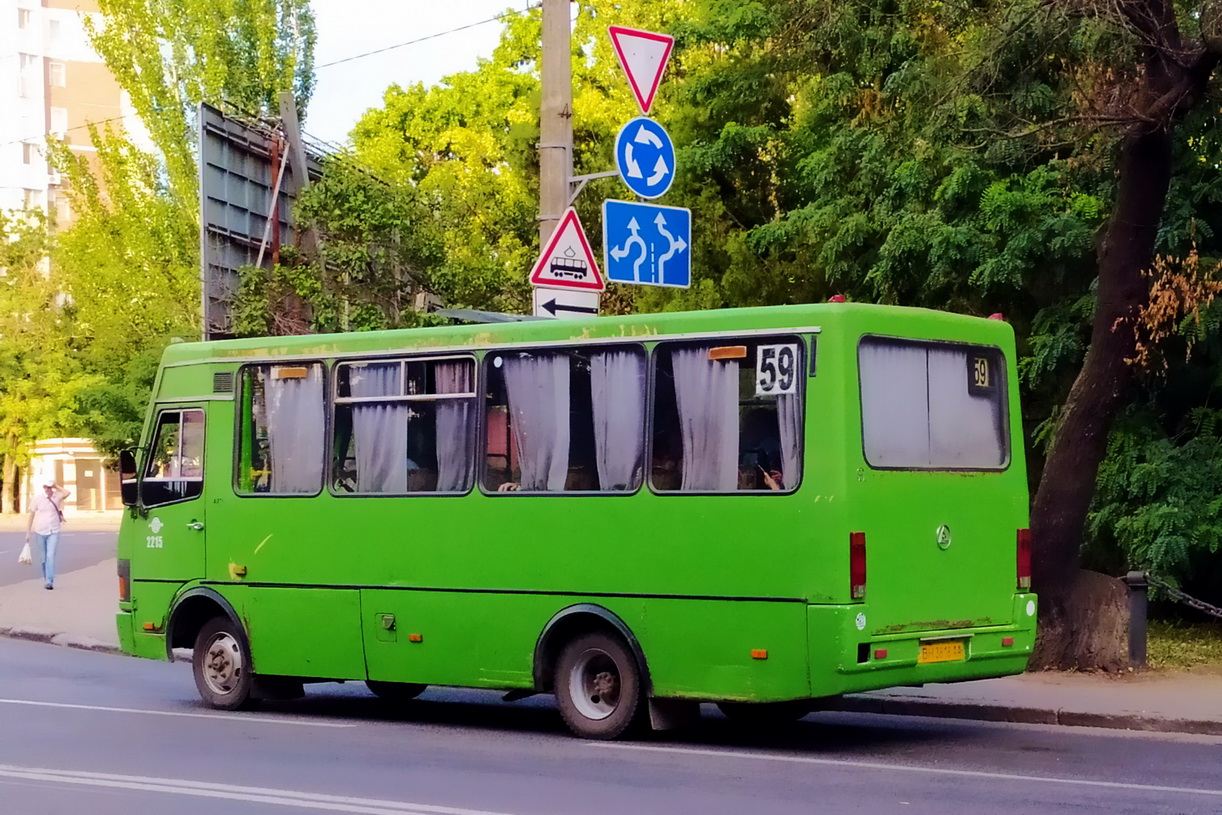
[{"x1": 33, "y1": 531, "x2": 59, "y2": 587}]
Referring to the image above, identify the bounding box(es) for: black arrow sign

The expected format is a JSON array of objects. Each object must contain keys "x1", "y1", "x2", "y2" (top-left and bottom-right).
[{"x1": 542, "y1": 298, "x2": 598, "y2": 317}]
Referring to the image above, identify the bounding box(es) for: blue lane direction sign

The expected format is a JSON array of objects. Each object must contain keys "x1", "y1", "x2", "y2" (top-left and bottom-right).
[
  {"x1": 602, "y1": 199, "x2": 691, "y2": 288},
  {"x1": 614, "y1": 117, "x2": 675, "y2": 199}
]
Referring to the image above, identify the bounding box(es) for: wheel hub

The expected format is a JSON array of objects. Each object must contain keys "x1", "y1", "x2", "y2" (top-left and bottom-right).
[
  {"x1": 203, "y1": 634, "x2": 242, "y2": 695},
  {"x1": 568, "y1": 648, "x2": 621, "y2": 721}
]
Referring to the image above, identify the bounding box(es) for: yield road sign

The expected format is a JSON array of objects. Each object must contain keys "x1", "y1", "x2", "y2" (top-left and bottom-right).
[
  {"x1": 608, "y1": 26, "x2": 674, "y2": 115},
  {"x1": 533, "y1": 287, "x2": 600, "y2": 319},
  {"x1": 602, "y1": 199, "x2": 691, "y2": 288},
  {"x1": 529, "y1": 208, "x2": 604, "y2": 291},
  {"x1": 615, "y1": 117, "x2": 675, "y2": 200}
]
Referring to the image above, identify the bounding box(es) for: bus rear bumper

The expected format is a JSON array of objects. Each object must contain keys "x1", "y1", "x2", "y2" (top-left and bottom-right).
[{"x1": 808, "y1": 593, "x2": 1038, "y2": 697}]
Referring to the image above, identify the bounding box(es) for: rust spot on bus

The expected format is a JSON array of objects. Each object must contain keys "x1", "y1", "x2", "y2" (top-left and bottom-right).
[{"x1": 876, "y1": 618, "x2": 986, "y2": 634}]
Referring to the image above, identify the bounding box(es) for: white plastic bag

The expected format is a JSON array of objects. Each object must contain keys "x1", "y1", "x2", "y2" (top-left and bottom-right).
[{"x1": 17, "y1": 541, "x2": 32, "y2": 565}]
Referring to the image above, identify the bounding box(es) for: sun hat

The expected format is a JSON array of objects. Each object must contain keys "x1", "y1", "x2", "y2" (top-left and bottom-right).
[{"x1": 42, "y1": 476, "x2": 56, "y2": 487}]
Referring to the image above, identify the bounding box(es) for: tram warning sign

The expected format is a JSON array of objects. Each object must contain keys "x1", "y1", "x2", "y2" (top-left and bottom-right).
[
  {"x1": 529, "y1": 208, "x2": 605, "y2": 291},
  {"x1": 608, "y1": 26, "x2": 674, "y2": 115}
]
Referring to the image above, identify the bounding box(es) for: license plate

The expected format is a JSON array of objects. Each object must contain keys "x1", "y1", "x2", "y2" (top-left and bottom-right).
[{"x1": 918, "y1": 640, "x2": 965, "y2": 664}]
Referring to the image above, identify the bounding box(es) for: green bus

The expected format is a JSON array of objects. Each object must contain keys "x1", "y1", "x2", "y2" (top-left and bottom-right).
[{"x1": 116, "y1": 303, "x2": 1037, "y2": 739}]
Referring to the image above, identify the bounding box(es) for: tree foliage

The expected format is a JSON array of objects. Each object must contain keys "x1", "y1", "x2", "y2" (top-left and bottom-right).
[
  {"x1": 315, "y1": 1, "x2": 690, "y2": 318},
  {"x1": 0, "y1": 211, "x2": 100, "y2": 511},
  {"x1": 86, "y1": 0, "x2": 316, "y2": 209},
  {"x1": 46, "y1": 0, "x2": 317, "y2": 452}
]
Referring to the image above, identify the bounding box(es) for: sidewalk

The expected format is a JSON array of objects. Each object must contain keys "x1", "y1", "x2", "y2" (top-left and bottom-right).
[{"x1": 1, "y1": 523, "x2": 1220, "y2": 736}]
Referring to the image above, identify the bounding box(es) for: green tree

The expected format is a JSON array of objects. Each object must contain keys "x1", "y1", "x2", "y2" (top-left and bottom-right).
[
  {"x1": 0, "y1": 211, "x2": 100, "y2": 513},
  {"x1": 325, "y1": 1, "x2": 690, "y2": 318},
  {"x1": 50, "y1": 130, "x2": 198, "y2": 456},
  {"x1": 49, "y1": 0, "x2": 317, "y2": 450},
  {"x1": 86, "y1": 0, "x2": 316, "y2": 210}
]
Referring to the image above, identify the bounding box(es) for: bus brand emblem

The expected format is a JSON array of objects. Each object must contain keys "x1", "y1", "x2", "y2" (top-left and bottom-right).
[
  {"x1": 149, "y1": 517, "x2": 163, "y2": 534},
  {"x1": 935, "y1": 525, "x2": 952, "y2": 550}
]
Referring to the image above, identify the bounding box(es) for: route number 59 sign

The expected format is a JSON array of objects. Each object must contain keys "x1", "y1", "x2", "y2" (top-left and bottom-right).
[{"x1": 756, "y1": 344, "x2": 799, "y2": 396}]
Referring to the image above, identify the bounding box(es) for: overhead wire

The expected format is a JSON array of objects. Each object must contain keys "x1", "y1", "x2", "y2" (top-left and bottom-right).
[{"x1": 315, "y1": 3, "x2": 539, "y2": 70}]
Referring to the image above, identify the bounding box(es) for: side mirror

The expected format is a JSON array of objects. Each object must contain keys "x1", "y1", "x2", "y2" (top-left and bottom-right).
[{"x1": 119, "y1": 449, "x2": 139, "y2": 507}]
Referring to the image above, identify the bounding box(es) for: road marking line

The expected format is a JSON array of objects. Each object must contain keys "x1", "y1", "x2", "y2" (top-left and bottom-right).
[
  {"x1": 591, "y1": 743, "x2": 1222, "y2": 798},
  {"x1": 0, "y1": 765, "x2": 514, "y2": 815},
  {"x1": 0, "y1": 698, "x2": 354, "y2": 728}
]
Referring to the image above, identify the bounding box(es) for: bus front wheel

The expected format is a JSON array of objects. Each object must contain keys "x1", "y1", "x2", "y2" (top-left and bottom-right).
[
  {"x1": 554, "y1": 632, "x2": 645, "y2": 740},
  {"x1": 192, "y1": 617, "x2": 257, "y2": 711}
]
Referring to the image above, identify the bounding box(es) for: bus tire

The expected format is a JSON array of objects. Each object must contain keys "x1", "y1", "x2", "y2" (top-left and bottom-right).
[
  {"x1": 192, "y1": 616, "x2": 257, "y2": 711},
  {"x1": 365, "y1": 680, "x2": 427, "y2": 703},
  {"x1": 554, "y1": 632, "x2": 645, "y2": 740},
  {"x1": 716, "y1": 699, "x2": 812, "y2": 725}
]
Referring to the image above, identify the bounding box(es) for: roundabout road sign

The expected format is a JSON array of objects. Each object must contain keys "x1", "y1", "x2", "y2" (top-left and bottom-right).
[{"x1": 615, "y1": 117, "x2": 675, "y2": 199}]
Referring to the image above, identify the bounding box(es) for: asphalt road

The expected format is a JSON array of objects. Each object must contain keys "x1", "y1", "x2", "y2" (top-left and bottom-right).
[
  {"x1": 0, "y1": 528, "x2": 117, "y2": 588},
  {"x1": 3, "y1": 638, "x2": 1222, "y2": 815}
]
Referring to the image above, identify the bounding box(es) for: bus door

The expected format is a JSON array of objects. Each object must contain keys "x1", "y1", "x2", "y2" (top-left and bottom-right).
[{"x1": 134, "y1": 406, "x2": 208, "y2": 583}]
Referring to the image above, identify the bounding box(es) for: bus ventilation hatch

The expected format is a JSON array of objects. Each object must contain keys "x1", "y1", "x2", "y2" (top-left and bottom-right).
[{"x1": 213, "y1": 372, "x2": 235, "y2": 394}]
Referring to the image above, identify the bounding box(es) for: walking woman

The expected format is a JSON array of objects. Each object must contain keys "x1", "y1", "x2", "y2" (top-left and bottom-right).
[{"x1": 26, "y1": 477, "x2": 70, "y2": 590}]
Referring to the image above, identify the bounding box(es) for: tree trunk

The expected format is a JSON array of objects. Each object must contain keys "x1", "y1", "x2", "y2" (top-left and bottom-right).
[
  {"x1": 1, "y1": 454, "x2": 17, "y2": 515},
  {"x1": 1028, "y1": 127, "x2": 1172, "y2": 670}
]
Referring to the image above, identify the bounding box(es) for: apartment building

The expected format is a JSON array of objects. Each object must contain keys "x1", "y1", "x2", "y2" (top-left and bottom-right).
[{"x1": 0, "y1": 0, "x2": 131, "y2": 226}]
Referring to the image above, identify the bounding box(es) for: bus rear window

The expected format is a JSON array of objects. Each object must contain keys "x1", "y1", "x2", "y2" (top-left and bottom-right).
[{"x1": 859, "y1": 337, "x2": 1007, "y2": 470}]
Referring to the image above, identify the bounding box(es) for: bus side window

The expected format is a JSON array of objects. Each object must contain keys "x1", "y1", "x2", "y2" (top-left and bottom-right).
[
  {"x1": 482, "y1": 346, "x2": 646, "y2": 493},
  {"x1": 143, "y1": 409, "x2": 204, "y2": 506},
  {"x1": 650, "y1": 338, "x2": 804, "y2": 493},
  {"x1": 332, "y1": 357, "x2": 477, "y2": 495},
  {"x1": 235, "y1": 363, "x2": 326, "y2": 496}
]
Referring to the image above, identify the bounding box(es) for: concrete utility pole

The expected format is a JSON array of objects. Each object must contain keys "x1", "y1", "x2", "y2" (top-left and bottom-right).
[{"x1": 538, "y1": 0, "x2": 573, "y2": 245}]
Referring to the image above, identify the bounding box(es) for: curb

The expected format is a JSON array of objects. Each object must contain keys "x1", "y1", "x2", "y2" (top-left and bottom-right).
[
  {"x1": 0, "y1": 626, "x2": 121, "y2": 656},
  {"x1": 832, "y1": 694, "x2": 1222, "y2": 737}
]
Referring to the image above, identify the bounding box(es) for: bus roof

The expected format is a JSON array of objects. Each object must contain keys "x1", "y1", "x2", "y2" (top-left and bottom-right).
[{"x1": 162, "y1": 303, "x2": 1012, "y2": 367}]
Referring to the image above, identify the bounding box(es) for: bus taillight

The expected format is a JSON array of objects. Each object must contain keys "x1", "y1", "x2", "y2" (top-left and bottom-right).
[
  {"x1": 1017, "y1": 528, "x2": 1032, "y2": 591},
  {"x1": 850, "y1": 532, "x2": 867, "y2": 600}
]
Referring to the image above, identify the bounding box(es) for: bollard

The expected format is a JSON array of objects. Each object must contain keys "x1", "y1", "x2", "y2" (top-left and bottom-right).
[{"x1": 1122, "y1": 571, "x2": 1149, "y2": 667}]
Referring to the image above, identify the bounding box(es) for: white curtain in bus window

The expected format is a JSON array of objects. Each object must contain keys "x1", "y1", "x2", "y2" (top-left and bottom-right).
[
  {"x1": 672, "y1": 347, "x2": 739, "y2": 491},
  {"x1": 434, "y1": 361, "x2": 475, "y2": 492},
  {"x1": 590, "y1": 350, "x2": 646, "y2": 490},
  {"x1": 179, "y1": 410, "x2": 204, "y2": 478},
  {"x1": 859, "y1": 341, "x2": 931, "y2": 467},
  {"x1": 927, "y1": 347, "x2": 1005, "y2": 467},
  {"x1": 502, "y1": 354, "x2": 572, "y2": 491},
  {"x1": 349, "y1": 362, "x2": 408, "y2": 493},
  {"x1": 776, "y1": 391, "x2": 802, "y2": 488},
  {"x1": 264, "y1": 364, "x2": 325, "y2": 492}
]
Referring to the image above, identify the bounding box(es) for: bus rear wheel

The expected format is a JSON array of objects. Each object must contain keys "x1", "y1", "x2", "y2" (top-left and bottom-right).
[
  {"x1": 716, "y1": 699, "x2": 812, "y2": 725},
  {"x1": 366, "y1": 680, "x2": 427, "y2": 703},
  {"x1": 554, "y1": 632, "x2": 645, "y2": 740},
  {"x1": 193, "y1": 617, "x2": 257, "y2": 711}
]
